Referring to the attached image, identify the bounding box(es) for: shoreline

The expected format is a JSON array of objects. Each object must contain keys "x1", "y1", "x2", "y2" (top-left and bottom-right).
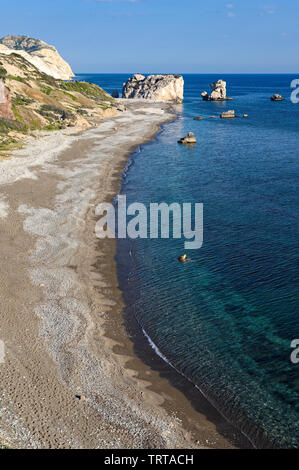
[{"x1": 0, "y1": 99, "x2": 247, "y2": 448}]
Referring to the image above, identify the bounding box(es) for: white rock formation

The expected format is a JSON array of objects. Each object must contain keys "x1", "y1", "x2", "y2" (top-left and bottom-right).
[
  {"x1": 201, "y1": 79, "x2": 227, "y2": 101},
  {"x1": 210, "y1": 79, "x2": 227, "y2": 101},
  {"x1": 220, "y1": 110, "x2": 235, "y2": 119},
  {"x1": 0, "y1": 35, "x2": 74, "y2": 80},
  {"x1": 122, "y1": 74, "x2": 184, "y2": 102},
  {"x1": 178, "y1": 132, "x2": 197, "y2": 144}
]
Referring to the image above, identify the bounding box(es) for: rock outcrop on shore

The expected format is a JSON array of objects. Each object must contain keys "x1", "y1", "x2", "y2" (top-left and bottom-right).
[
  {"x1": 122, "y1": 74, "x2": 184, "y2": 102},
  {"x1": 0, "y1": 80, "x2": 14, "y2": 120},
  {"x1": 201, "y1": 79, "x2": 228, "y2": 101},
  {"x1": 0, "y1": 35, "x2": 74, "y2": 80}
]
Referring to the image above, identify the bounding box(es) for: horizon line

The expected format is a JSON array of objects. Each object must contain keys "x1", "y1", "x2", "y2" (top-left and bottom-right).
[{"x1": 74, "y1": 72, "x2": 299, "y2": 75}]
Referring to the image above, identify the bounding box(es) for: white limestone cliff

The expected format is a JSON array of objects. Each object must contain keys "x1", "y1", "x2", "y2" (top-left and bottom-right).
[
  {"x1": 0, "y1": 35, "x2": 74, "y2": 80},
  {"x1": 122, "y1": 74, "x2": 184, "y2": 102}
]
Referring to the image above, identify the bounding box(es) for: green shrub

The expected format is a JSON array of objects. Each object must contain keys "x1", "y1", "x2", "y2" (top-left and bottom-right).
[
  {"x1": 77, "y1": 108, "x2": 88, "y2": 115},
  {"x1": 7, "y1": 75, "x2": 27, "y2": 84},
  {"x1": 12, "y1": 94, "x2": 34, "y2": 106},
  {"x1": 61, "y1": 81, "x2": 113, "y2": 102},
  {"x1": 39, "y1": 84, "x2": 52, "y2": 96},
  {"x1": 39, "y1": 104, "x2": 75, "y2": 121},
  {"x1": 62, "y1": 90, "x2": 79, "y2": 102},
  {"x1": 0, "y1": 66, "x2": 7, "y2": 80},
  {"x1": 0, "y1": 117, "x2": 26, "y2": 133}
]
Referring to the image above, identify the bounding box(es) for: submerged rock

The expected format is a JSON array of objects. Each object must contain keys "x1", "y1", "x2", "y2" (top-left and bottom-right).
[
  {"x1": 178, "y1": 132, "x2": 197, "y2": 144},
  {"x1": 271, "y1": 94, "x2": 284, "y2": 101},
  {"x1": 220, "y1": 110, "x2": 235, "y2": 119},
  {"x1": 122, "y1": 74, "x2": 184, "y2": 102}
]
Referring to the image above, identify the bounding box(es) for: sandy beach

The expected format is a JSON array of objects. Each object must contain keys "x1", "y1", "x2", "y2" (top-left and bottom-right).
[{"x1": 0, "y1": 100, "x2": 249, "y2": 449}]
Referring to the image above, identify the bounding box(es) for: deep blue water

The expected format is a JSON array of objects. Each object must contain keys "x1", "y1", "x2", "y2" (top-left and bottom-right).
[{"x1": 79, "y1": 74, "x2": 299, "y2": 448}]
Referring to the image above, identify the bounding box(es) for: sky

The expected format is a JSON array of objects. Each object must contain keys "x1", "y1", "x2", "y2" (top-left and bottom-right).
[{"x1": 1, "y1": 0, "x2": 298, "y2": 73}]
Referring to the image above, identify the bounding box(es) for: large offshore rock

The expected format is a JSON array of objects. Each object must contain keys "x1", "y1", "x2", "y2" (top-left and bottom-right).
[
  {"x1": 201, "y1": 79, "x2": 227, "y2": 101},
  {"x1": 0, "y1": 80, "x2": 14, "y2": 119},
  {"x1": 0, "y1": 35, "x2": 74, "y2": 80},
  {"x1": 122, "y1": 74, "x2": 184, "y2": 102},
  {"x1": 210, "y1": 79, "x2": 227, "y2": 101}
]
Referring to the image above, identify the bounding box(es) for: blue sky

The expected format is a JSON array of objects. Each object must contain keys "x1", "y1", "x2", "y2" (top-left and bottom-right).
[{"x1": 1, "y1": 0, "x2": 298, "y2": 73}]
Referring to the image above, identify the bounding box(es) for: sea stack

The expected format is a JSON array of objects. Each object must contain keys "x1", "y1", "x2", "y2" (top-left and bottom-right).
[
  {"x1": 201, "y1": 79, "x2": 228, "y2": 101},
  {"x1": 210, "y1": 80, "x2": 227, "y2": 101},
  {"x1": 122, "y1": 74, "x2": 184, "y2": 103}
]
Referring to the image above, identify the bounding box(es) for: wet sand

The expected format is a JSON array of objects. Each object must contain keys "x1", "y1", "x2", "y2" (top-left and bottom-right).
[{"x1": 0, "y1": 100, "x2": 250, "y2": 448}]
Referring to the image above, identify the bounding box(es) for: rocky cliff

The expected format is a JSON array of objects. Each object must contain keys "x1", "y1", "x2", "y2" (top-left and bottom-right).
[
  {"x1": 122, "y1": 74, "x2": 184, "y2": 102},
  {"x1": 0, "y1": 35, "x2": 74, "y2": 81}
]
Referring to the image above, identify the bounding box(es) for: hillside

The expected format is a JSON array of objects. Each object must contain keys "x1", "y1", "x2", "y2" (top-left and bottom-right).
[{"x1": 0, "y1": 53, "x2": 118, "y2": 157}]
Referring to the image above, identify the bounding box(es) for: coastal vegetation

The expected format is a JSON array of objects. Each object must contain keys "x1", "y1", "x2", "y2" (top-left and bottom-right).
[{"x1": 0, "y1": 52, "x2": 116, "y2": 157}]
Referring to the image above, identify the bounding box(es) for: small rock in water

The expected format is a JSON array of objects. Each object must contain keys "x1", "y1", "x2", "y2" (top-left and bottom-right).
[
  {"x1": 220, "y1": 110, "x2": 235, "y2": 119},
  {"x1": 193, "y1": 116, "x2": 203, "y2": 121},
  {"x1": 243, "y1": 114, "x2": 248, "y2": 118},
  {"x1": 271, "y1": 94, "x2": 284, "y2": 101},
  {"x1": 178, "y1": 132, "x2": 197, "y2": 144}
]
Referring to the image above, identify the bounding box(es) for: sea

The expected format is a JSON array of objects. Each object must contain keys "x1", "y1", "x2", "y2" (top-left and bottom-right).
[{"x1": 76, "y1": 73, "x2": 299, "y2": 448}]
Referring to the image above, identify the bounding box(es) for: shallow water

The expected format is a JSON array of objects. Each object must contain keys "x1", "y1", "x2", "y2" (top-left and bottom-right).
[{"x1": 81, "y1": 73, "x2": 299, "y2": 448}]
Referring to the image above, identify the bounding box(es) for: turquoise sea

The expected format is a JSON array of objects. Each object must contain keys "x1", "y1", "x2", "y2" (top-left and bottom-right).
[{"x1": 77, "y1": 73, "x2": 299, "y2": 448}]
